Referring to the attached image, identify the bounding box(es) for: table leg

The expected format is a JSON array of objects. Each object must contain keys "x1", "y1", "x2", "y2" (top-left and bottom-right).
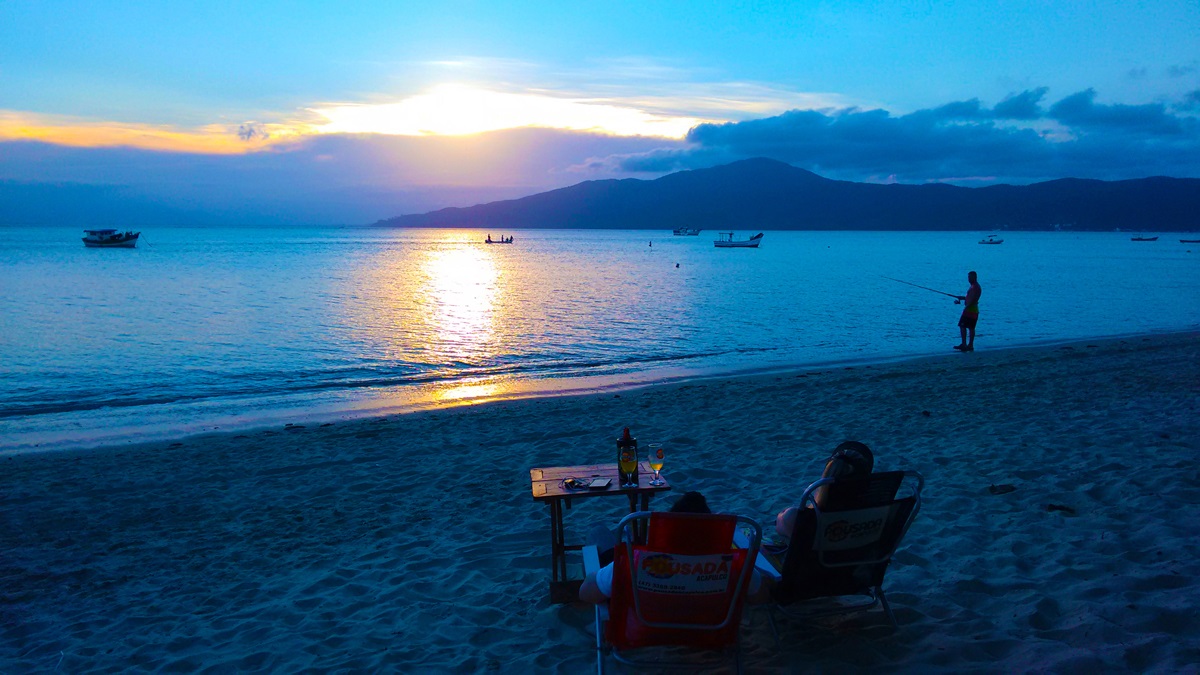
[
  {"x1": 547, "y1": 498, "x2": 584, "y2": 603},
  {"x1": 549, "y1": 499, "x2": 564, "y2": 583}
]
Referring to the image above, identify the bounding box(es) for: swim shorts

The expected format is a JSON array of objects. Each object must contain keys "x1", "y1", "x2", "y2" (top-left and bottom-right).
[{"x1": 958, "y1": 307, "x2": 979, "y2": 329}]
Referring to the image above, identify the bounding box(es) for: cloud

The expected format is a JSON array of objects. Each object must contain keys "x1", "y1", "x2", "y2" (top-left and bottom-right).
[
  {"x1": 992, "y1": 88, "x2": 1047, "y2": 120},
  {"x1": 237, "y1": 123, "x2": 271, "y2": 142},
  {"x1": 5, "y1": 86, "x2": 1199, "y2": 226},
  {"x1": 0, "y1": 128, "x2": 669, "y2": 225},
  {"x1": 0, "y1": 110, "x2": 300, "y2": 154},
  {"x1": 309, "y1": 85, "x2": 707, "y2": 139},
  {"x1": 1168, "y1": 64, "x2": 1197, "y2": 78},
  {"x1": 1176, "y1": 89, "x2": 1200, "y2": 113},
  {"x1": 602, "y1": 88, "x2": 1200, "y2": 184},
  {"x1": 1047, "y1": 89, "x2": 1183, "y2": 134}
]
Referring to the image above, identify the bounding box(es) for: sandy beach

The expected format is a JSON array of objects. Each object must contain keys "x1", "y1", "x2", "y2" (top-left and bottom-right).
[{"x1": 3, "y1": 332, "x2": 1199, "y2": 673}]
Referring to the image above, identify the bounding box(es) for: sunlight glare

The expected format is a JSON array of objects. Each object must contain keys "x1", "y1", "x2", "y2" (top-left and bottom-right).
[
  {"x1": 421, "y1": 244, "x2": 500, "y2": 357},
  {"x1": 311, "y1": 86, "x2": 703, "y2": 138}
]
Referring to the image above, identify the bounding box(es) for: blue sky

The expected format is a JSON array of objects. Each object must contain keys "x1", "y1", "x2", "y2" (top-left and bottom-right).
[{"x1": 2, "y1": 1, "x2": 1198, "y2": 224}]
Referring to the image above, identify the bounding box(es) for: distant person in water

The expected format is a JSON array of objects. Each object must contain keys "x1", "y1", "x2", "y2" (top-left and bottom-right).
[{"x1": 955, "y1": 271, "x2": 982, "y2": 352}]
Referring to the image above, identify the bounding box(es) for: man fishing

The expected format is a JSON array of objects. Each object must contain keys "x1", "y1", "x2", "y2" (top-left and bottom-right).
[{"x1": 954, "y1": 271, "x2": 982, "y2": 352}]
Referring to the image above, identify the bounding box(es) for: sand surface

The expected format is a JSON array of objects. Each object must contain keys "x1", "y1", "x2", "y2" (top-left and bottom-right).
[{"x1": 3, "y1": 333, "x2": 1199, "y2": 673}]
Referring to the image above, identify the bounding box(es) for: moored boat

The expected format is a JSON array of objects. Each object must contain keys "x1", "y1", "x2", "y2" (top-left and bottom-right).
[
  {"x1": 979, "y1": 234, "x2": 1004, "y2": 245},
  {"x1": 714, "y1": 232, "x2": 763, "y2": 248},
  {"x1": 1180, "y1": 238, "x2": 1200, "y2": 243},
  {"x1": 82, "y1": 229, "x2": 140, "y2": 248},
  {"x1": 1131, "y1": 236, "x2": 1158, "y2": 242},
  {"x1": 672, "y1": 228, "x2": 701, "y2": 236}
]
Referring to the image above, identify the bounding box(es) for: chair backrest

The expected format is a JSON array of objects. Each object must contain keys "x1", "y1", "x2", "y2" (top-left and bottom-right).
[
  {"x1": 607, "y1": 511, "x2": 762, "y2": 650},
  {"x1": 774, "y1": 471, "x2": 923, "y2": 605}
]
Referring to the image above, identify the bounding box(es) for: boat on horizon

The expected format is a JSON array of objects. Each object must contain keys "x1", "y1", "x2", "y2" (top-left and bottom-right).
[
  {"x1": 979, "y1": 234, "x2": 1004, "y2": 245},
  {"x1": 672, "y1": 227, "x2": 701, "y2": 236},
  {"x1": 485, "y1": 235, "x2": 514, "y2": 244},
  {"x1": 1180, "y1": 238, "x2": 1200, "y2": 243},
  {"x1": 82, "y1": 229, "x2": 140, "y2": 248},
  {"x1": 714, "y1": 232, "x2": 763, "y2": 248},
  {"x1": 1131, "y1": 236, "x2": 1159, "y2": 242}
]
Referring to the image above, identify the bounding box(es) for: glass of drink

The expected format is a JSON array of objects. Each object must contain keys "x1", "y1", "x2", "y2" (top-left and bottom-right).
[
  {"x1": 647, "y1": 443, "x2": 665, "y2": 486},
  {"x1": 618, "y1": 448, "x2": 638, "y2": 488}
]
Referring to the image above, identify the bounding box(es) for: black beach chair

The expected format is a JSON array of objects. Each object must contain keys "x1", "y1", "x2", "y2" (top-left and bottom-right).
[{"x1": 769, "y1": 470, "x2": 923, "y2": 629}]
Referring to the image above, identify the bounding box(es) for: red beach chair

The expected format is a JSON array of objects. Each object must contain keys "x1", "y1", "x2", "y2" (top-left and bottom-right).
[{"x1": 584, "y1": 511, "x2": 762, "y2": 673}]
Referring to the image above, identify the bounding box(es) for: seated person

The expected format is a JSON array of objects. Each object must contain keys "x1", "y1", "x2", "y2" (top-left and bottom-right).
[
  {"x1": 775, "y1": 441, "x2": 875, "y2": 539},
  {"x1": 579, "y1": 491, "x2": 769, "y2": 604}
]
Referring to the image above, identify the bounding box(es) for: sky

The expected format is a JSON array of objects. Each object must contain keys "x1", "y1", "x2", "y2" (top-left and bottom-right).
[{"x1": 2, "y1": 1, "x2": 1198, "y2": 225}]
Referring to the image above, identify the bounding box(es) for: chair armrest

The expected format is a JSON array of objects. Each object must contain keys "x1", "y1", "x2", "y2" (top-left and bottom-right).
[
  {"x1": 583, "y1": 544, "x2": 601, "y2": 576},
  {"x1": 734, "y1": 528, "x2": 783, "y2": 582},
  {"x1": 582, "y1": 545, "x2": 609, "y2": 620}
]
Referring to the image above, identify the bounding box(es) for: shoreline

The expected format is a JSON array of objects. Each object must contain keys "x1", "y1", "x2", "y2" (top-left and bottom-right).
[
  {"x1": 5, "y1": 327, "x2": 1197, "y2": 457},
  {"x1": 3, "y1": 329, "x2": 1199, "y2": 671}
]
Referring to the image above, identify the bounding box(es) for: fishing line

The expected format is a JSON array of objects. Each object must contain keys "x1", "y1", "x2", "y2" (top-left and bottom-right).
[{"x1": 881, "y1": 275, "x2": 959, "y2": 299}]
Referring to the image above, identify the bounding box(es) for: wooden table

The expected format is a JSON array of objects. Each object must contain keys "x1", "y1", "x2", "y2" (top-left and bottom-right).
[{"x1": 530, "y1": 462, "x2": 672, "y2": 604}]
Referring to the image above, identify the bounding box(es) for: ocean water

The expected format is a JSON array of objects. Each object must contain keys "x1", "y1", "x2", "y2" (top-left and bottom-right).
[{"x1": 2, "y1": 226, "x2": 1197, "y2": 452}]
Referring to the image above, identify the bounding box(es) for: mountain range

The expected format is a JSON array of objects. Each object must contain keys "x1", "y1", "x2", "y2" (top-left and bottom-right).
[{"x1": 376, "y1": 158, "x2": 1200, "y2": 231}]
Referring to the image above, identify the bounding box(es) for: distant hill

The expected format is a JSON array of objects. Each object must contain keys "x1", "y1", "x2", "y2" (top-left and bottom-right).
[{"x1": 375, "y1": 158, "x2": 1200, "y2": 231}]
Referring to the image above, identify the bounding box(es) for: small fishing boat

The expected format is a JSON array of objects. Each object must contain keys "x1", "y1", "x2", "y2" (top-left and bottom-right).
[
  {"x1": 485, "y1": 235, "x2": 514, "y2": 244},
  {"x1": 979, "y1": 234, "x2": 1004, "y2": 245},
  {"x1": 672, "y1": 228, "x2": 701, "y2": 236},
  {"x1": 1180, "y1": 238, "x2": 1200, "y2": 243},
  {"x1": 82, "y1": 229, "x2": 140, "y2": 248},
  {"x1": 714, "y1": 232, "x2": 763, "y2": 248},
  {"x1": 1131, "y1": 236, "x2": 1159, "y2": 242}
]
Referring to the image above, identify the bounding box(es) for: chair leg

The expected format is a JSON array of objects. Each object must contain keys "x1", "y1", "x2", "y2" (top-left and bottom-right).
[
  {"x1": 594, "y1": 605, "x2": 605, "y2": 675},
  {"x1": 766, "y1": 607, "x2": 781, "y2": 648},
  {"x1": 877, "y1": 587, "x2": 897, "y2": 628}
]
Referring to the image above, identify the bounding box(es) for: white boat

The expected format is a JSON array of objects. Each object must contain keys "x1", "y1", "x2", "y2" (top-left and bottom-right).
[
  {"x1": 979, "y1": 234, "x2": 1004, "y2": 245},
  {"x1": 82, "y1": 229, "x2": 140, "y2": 248},
  {"x1": 672, "y1": 228, "x2": 701, "y2": 236},
  {"x1": 714, "y1": 232, "x2": 763, "y2": 248}
]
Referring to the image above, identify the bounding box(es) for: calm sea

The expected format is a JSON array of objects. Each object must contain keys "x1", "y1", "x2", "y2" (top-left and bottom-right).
[{"x1": 2, "y1": 226, "x2": 1197, "y2": 452}]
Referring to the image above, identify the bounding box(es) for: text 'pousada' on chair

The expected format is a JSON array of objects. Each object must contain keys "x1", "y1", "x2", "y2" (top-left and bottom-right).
[
  {"x1": 583, "y1": 511, "x2": 763, "y2": 674},
  {"x1": 770, "y1": 470, "x2": 923, "y2": 631}
]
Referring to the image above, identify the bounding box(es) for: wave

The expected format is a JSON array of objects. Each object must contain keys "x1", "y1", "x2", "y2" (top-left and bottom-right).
[{"x1": 0, "y1": 346, "x2": 778, "y2": 419}]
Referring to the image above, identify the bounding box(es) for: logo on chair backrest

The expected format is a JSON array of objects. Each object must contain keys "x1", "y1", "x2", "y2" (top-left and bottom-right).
[
  {"x1": 634, "y1": 552, "x2": 733, "y2": 595},
  {"x1": 817, "y1": 505, "x2": 891, "y2": 551}
]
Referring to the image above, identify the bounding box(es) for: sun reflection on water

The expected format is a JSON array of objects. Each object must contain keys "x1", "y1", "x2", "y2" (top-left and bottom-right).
[{"x1": 418, "y1": 243, "x2": 500, "y2": 359}]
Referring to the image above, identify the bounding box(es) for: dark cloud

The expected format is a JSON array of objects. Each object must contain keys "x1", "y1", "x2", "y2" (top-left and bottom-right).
[
  {"x1": 993, "y1": 87, "x2": 1047, "y2": 120},
  {"x1": 237, "y1": 123, "x2": 270, "y2": 141},
  {"x1": 1048, "y1": 88, "x2": 1184, "y2": 134},
  {"x1": 609, "y1": 88, "x2": 1200, "y2": 185},
  {"x1": 1176, "y1": 89, "x2": 1200, "y2": 112},
  {"x1": 928, "y1": 99, "x2": 985, "y2": 120}
]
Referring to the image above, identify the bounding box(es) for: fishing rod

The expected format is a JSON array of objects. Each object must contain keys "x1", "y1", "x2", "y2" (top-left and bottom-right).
[{"x1": 881, "y1": 276, "x2": 961, "y2": 300}]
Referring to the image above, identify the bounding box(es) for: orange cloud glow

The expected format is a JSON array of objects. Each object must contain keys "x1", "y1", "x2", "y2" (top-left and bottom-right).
[{"x1": 0, "y1": 111, "x2": 306, "y2": 154}]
